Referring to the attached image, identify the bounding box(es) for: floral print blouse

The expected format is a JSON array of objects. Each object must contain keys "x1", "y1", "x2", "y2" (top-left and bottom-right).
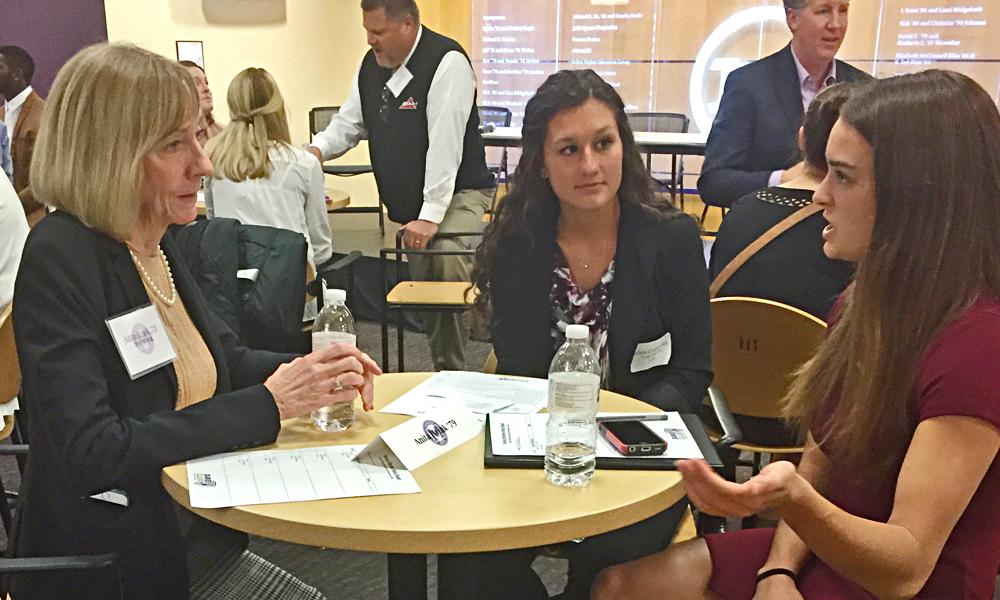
[{"x1": 549, "y1": 246, "x2": 615, "y2": 387}]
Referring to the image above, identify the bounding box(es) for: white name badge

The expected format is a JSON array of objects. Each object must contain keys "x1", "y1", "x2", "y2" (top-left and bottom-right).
[
  {"x1": 355, "y1": 401, "x2": 484, "y2": 471},
  {"x1": 105, "y1": 304, "x2": 177, "y2": 380},
  {"x1": 630, "y1": 331, "x2": 673, "y2": 373}
]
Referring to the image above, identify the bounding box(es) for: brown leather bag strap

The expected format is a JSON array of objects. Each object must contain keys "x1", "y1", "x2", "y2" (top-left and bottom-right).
[{"x1": 709, "y1": 203, "x2": 823, "y2": 298}]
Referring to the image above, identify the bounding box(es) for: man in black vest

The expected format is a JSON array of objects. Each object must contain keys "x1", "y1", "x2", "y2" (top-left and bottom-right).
[
  {"x1": 309, "y1": 0, "x2": 495, "y2": 371},
  {"x1": 697, "y1": 0, "x2": 871, "y2": 209}
]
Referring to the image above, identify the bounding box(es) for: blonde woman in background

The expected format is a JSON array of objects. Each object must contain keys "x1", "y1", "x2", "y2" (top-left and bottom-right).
[{"x1": 204, "y1": 67, "x2": 332, "y2": 321}]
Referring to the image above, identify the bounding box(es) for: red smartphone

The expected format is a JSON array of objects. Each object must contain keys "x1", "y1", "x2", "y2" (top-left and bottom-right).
[{"x1": 599, "y1": 420, "x2": 667, "y2": 456}]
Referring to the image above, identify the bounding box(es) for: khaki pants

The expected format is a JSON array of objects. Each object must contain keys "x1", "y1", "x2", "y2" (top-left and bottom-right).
[{"x1": 405, "y1": 188, "x2": 492, "y2": 371}]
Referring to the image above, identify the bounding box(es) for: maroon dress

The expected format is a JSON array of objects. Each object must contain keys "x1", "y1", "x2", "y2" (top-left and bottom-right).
[{"x1": 706, "y1": 296, "x2": 1000, "y2": 599}]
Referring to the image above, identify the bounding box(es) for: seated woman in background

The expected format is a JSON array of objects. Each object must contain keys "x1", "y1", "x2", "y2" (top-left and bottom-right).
[
  {"x1": 205, "y1": 67, "x2": 332, "y2": 321},
  {"x1": 13, "y1": 43, "x2": 381, "y2": 600},
  {"x1": 709, "y1": 83, "x2": 856, "y2": 321},
  {"x1": 593, "y1": 70, "x2": 1000, "y2": 600},
  {"x1": 438, "y1": 69, "x2": 712, "y2": 600},
  {"x1": 181, "y1": 60, "x2": 224, "y2": 145}
]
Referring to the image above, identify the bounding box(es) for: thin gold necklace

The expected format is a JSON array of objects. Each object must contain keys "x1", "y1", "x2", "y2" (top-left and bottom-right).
[{"x1": 126, "y1": 244, "x2": 177, "y2": 306}]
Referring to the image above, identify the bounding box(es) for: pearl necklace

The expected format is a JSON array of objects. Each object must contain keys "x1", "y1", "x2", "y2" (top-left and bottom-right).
[{"x1": 127, "y1": 244, "x2": 177, "y2": 306}]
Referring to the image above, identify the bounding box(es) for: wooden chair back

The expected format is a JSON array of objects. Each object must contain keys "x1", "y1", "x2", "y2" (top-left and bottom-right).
[
  {"x1": 0, "y1": 305, "x2": 20, "y2": 440},
  {"x1": 710, "y1": 297, "x2": 826, "y2": 419},
  {"x1": 483, "y1": 351, "x2": 497, "y2": 374}
]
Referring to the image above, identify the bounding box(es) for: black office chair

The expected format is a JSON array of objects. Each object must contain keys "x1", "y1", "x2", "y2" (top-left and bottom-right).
[
  {"x1": 477, "y1": 106, "x2": 513, "y2": 215},
  {"x1": 308, "y1": 105, "x2": 385, "y2": 232},
  {"x1": 308, "y1": 106, "x2": 339, "y2": 138},
  {"x1": 626, "y1": 112, "x2": 690, "y2": 210}
]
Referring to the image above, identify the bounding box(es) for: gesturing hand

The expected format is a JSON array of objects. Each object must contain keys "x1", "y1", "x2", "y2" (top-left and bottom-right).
[
  {"x1": 264, "y1": 343, "x2": 382, "y2": 420},
  {"x1": 676, "y1": 459, "x2": 804, "y2": 518}
]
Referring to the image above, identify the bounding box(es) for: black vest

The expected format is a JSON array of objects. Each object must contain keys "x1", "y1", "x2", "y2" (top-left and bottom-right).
[{"x1": 358, "y1": 27, "x2": 494, "y2": 223}]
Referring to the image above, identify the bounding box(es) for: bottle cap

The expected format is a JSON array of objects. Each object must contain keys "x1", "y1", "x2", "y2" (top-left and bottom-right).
[
  {"x1": 565, "y1": 324, "x2": 589, "y2": 339},
  {"x1": 324, "y1": 288, "x2": 347, "y2": 304}
]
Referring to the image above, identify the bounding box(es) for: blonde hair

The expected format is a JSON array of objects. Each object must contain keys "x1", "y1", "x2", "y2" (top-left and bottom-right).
[
  {"x1": 31, "y1": 43, "x2": 199, "y2": 240},
  {"x1": 205, "y1": 68, "x2": 292, "y2": 181}
]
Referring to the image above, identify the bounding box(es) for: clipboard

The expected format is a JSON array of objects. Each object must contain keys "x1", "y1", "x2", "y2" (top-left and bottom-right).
[{"x1": 483, "y1": 412, "x2": 724, "y2": 470}]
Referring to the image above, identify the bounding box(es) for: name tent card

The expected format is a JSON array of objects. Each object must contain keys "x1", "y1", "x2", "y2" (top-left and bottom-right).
[{"x1": 357, "y1": 402, "x2": 484, "y2": 471}]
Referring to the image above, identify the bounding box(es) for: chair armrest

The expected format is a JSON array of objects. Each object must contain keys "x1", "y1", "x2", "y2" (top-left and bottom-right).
[
  {"x1": 0, "y1": 444, "x2": 28, "y2": 457},
  {"x1": 706, "y1": 384, "x2": 742, "y2": 450},
  {"x1": 316, "y1": 250, "x2": 362, "y2": 276},
  {"x1": 0, "y1": 553, "x2": 117, "y2": 573}
]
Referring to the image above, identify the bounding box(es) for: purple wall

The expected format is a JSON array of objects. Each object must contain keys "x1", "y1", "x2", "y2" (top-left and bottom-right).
[{"x1": 0, "y1": 0, "x2": 108, "y2": 99}]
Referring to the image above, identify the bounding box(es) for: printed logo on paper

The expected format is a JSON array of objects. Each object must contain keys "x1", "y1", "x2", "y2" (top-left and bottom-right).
[
  {"x1": 193, "y1": 473, "x2": 217, "y2": 487},
  {"x1": 399, "y1": 96, "x2": 419, "y2": 110},
  {"x1": 421, "y1": 420, "x2": 449, "y2": 446},
  {"x1": 126, "y1": 324, "x2": 156, "y2": 355}
]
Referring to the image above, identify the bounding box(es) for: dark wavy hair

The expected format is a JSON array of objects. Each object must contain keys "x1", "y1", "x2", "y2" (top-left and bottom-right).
[
  {"x1": 471, "y1": 69, "x2": 680, "y2": 314},
  {"x1": 800, "y1": 82, "x2": 856, "y2": 171}
]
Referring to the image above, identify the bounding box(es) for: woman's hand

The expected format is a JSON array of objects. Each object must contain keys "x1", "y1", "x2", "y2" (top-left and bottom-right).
[
  {"x1": 752, "y1": 574, "x2": 804, "y2": 600},
  {"x1": 676, "y1": 459, "x2": 805, "y2": 518},
  {"x1": 264, "y1": 343, "x2": 382, "y2": 420}
]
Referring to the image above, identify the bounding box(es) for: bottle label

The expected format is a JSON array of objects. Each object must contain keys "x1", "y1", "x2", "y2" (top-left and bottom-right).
[
  {"x1": 548, "y1": 372, "x2": 599, "y2": 412},
  {"x1": 312, "y1": 331, "x2": 357, "y2": 351}
]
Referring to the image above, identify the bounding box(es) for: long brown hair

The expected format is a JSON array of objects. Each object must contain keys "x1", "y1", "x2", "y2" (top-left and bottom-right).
[
  {"x1": 784, "y1": 70, "x2": 1000, "y2": 481},
  {"x1": 471, "y1": 69, "x2": 679, "y2": 313}
]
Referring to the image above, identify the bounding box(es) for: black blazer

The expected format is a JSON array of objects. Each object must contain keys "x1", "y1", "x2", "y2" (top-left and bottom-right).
[
  {"x1": 11, "y1": 211, "x2": 294, "y2": 600},
  {"x1": 697, "y1": 45, "x2": 871, "y2": 208},
  {"x1": 490, "y1": 202, "x2": 712, "y2": 412}
]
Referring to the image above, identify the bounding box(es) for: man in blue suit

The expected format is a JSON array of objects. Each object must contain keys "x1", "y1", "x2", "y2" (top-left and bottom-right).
[{"x1": 698, "y1": 0, "x2": 872, "y2": 209}]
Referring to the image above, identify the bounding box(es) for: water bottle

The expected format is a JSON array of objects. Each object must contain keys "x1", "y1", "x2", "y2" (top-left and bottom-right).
[
  {"x1": 311, "y1": 289, "x2": 358, "y2": 432},
  {"x1": 545, "y1": 324, "x2": 601, "y2": 487}
]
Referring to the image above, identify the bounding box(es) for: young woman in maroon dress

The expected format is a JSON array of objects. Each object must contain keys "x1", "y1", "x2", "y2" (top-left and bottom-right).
[{"x1": 591, "y1": 69, "x2": 1000, "y2": 600}]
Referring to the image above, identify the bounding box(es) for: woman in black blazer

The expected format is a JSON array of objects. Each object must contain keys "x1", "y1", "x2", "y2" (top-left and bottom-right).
[
  {"x1": 437, "y1": 70, "x2": 712, "y2": 599},
  {"x1": 11, "y1": 43, "x2": 380, "y2": 600}
]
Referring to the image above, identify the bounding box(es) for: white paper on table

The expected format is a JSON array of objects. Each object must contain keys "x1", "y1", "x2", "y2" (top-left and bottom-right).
[
  {"x1": 186, "y1": 444, "x2": 420, "y2": 508},
  {"x1": 489, "y1": 412, "x2": 705, "y2": 460},
  {"x1": 380, "y1": 371, "x2": 548, "y2": 416},
  {"x1": 355, "y1": 405, "x2": 485, "y2": 470}
]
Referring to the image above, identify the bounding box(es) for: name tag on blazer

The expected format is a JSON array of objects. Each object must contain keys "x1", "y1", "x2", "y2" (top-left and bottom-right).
[
  {"x1": 105, "y1": 304, "x2": 176, "y2": 380},
  {"x1": 630, "y1": 331, "x2": 672, "y2": 373}
]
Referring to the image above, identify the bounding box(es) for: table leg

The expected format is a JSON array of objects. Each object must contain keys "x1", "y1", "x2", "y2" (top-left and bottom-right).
[{"x1": 387, "y1": 553, "x2": 427, "y2": 600}]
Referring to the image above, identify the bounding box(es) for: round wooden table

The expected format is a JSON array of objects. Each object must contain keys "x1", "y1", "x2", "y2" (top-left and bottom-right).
[{"x1": 162, "y1": 373, "x2": 685, "y2": 598}]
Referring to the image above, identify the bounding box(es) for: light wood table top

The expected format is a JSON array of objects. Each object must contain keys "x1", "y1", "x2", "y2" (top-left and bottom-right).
[{"x1": 162, "y1": 373, "x2": 685, "y2": 554}]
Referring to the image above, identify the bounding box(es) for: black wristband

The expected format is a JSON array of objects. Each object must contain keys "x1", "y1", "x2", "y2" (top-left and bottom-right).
[{"x1": 755, "y1": 567, "x2": 797, "y2": 583}]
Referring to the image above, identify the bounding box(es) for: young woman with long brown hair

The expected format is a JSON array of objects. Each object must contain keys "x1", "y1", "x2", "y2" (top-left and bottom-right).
[
  {"x1": 442, "y1": 69, "x2": 711, "y2": 600},
  {"x1": 593, "y1": 69, "x2": 1000, "y2": 599}
]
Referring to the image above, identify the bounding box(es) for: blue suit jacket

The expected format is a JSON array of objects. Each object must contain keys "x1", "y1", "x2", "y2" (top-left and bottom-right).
[{"x1": 697, "y1": 45, "x2": 872, "y2": 208}]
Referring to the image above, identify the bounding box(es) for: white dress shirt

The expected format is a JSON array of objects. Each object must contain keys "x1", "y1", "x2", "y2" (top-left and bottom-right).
[
  {"x1": 310, "y1": 26, "x2": 478, "y2": 224},
  {"x1": 204, "y1": 145, "x2": 333, "y2": 320},
  {"x1": 0, "y1": 174, "x2": 28, "y2": 308},
  {"x1": 3, "y1": 86, "x2": 32, "y2": 145},
  {"x1": 768, "y1": 48, "x2": 837, "y2": 187}
]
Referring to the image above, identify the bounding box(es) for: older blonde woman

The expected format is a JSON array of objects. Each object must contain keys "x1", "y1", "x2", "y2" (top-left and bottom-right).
[
  {"x1": 204, "y1": 67, "x2": 332, "y2": 320},
  {"x1": 12, "y1": 43, "x2": 379, "y2": 600}
]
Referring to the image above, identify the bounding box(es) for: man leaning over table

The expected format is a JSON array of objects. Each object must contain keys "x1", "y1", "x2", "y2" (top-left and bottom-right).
[
  {"x1": 309, "y1": 0, "x2": 495, "y2": 372},
  {"x1": 696, "y1": 0, "x2": 871, "y2": 209}
]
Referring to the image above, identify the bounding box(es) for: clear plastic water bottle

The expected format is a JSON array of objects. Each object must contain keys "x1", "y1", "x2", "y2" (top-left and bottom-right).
[
  {"x1": 311, "y1": 289, "x2": 358, "y2": 432},
  {"x1": 545, "y1": 324, "x2": 601, "y2": 487}
]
